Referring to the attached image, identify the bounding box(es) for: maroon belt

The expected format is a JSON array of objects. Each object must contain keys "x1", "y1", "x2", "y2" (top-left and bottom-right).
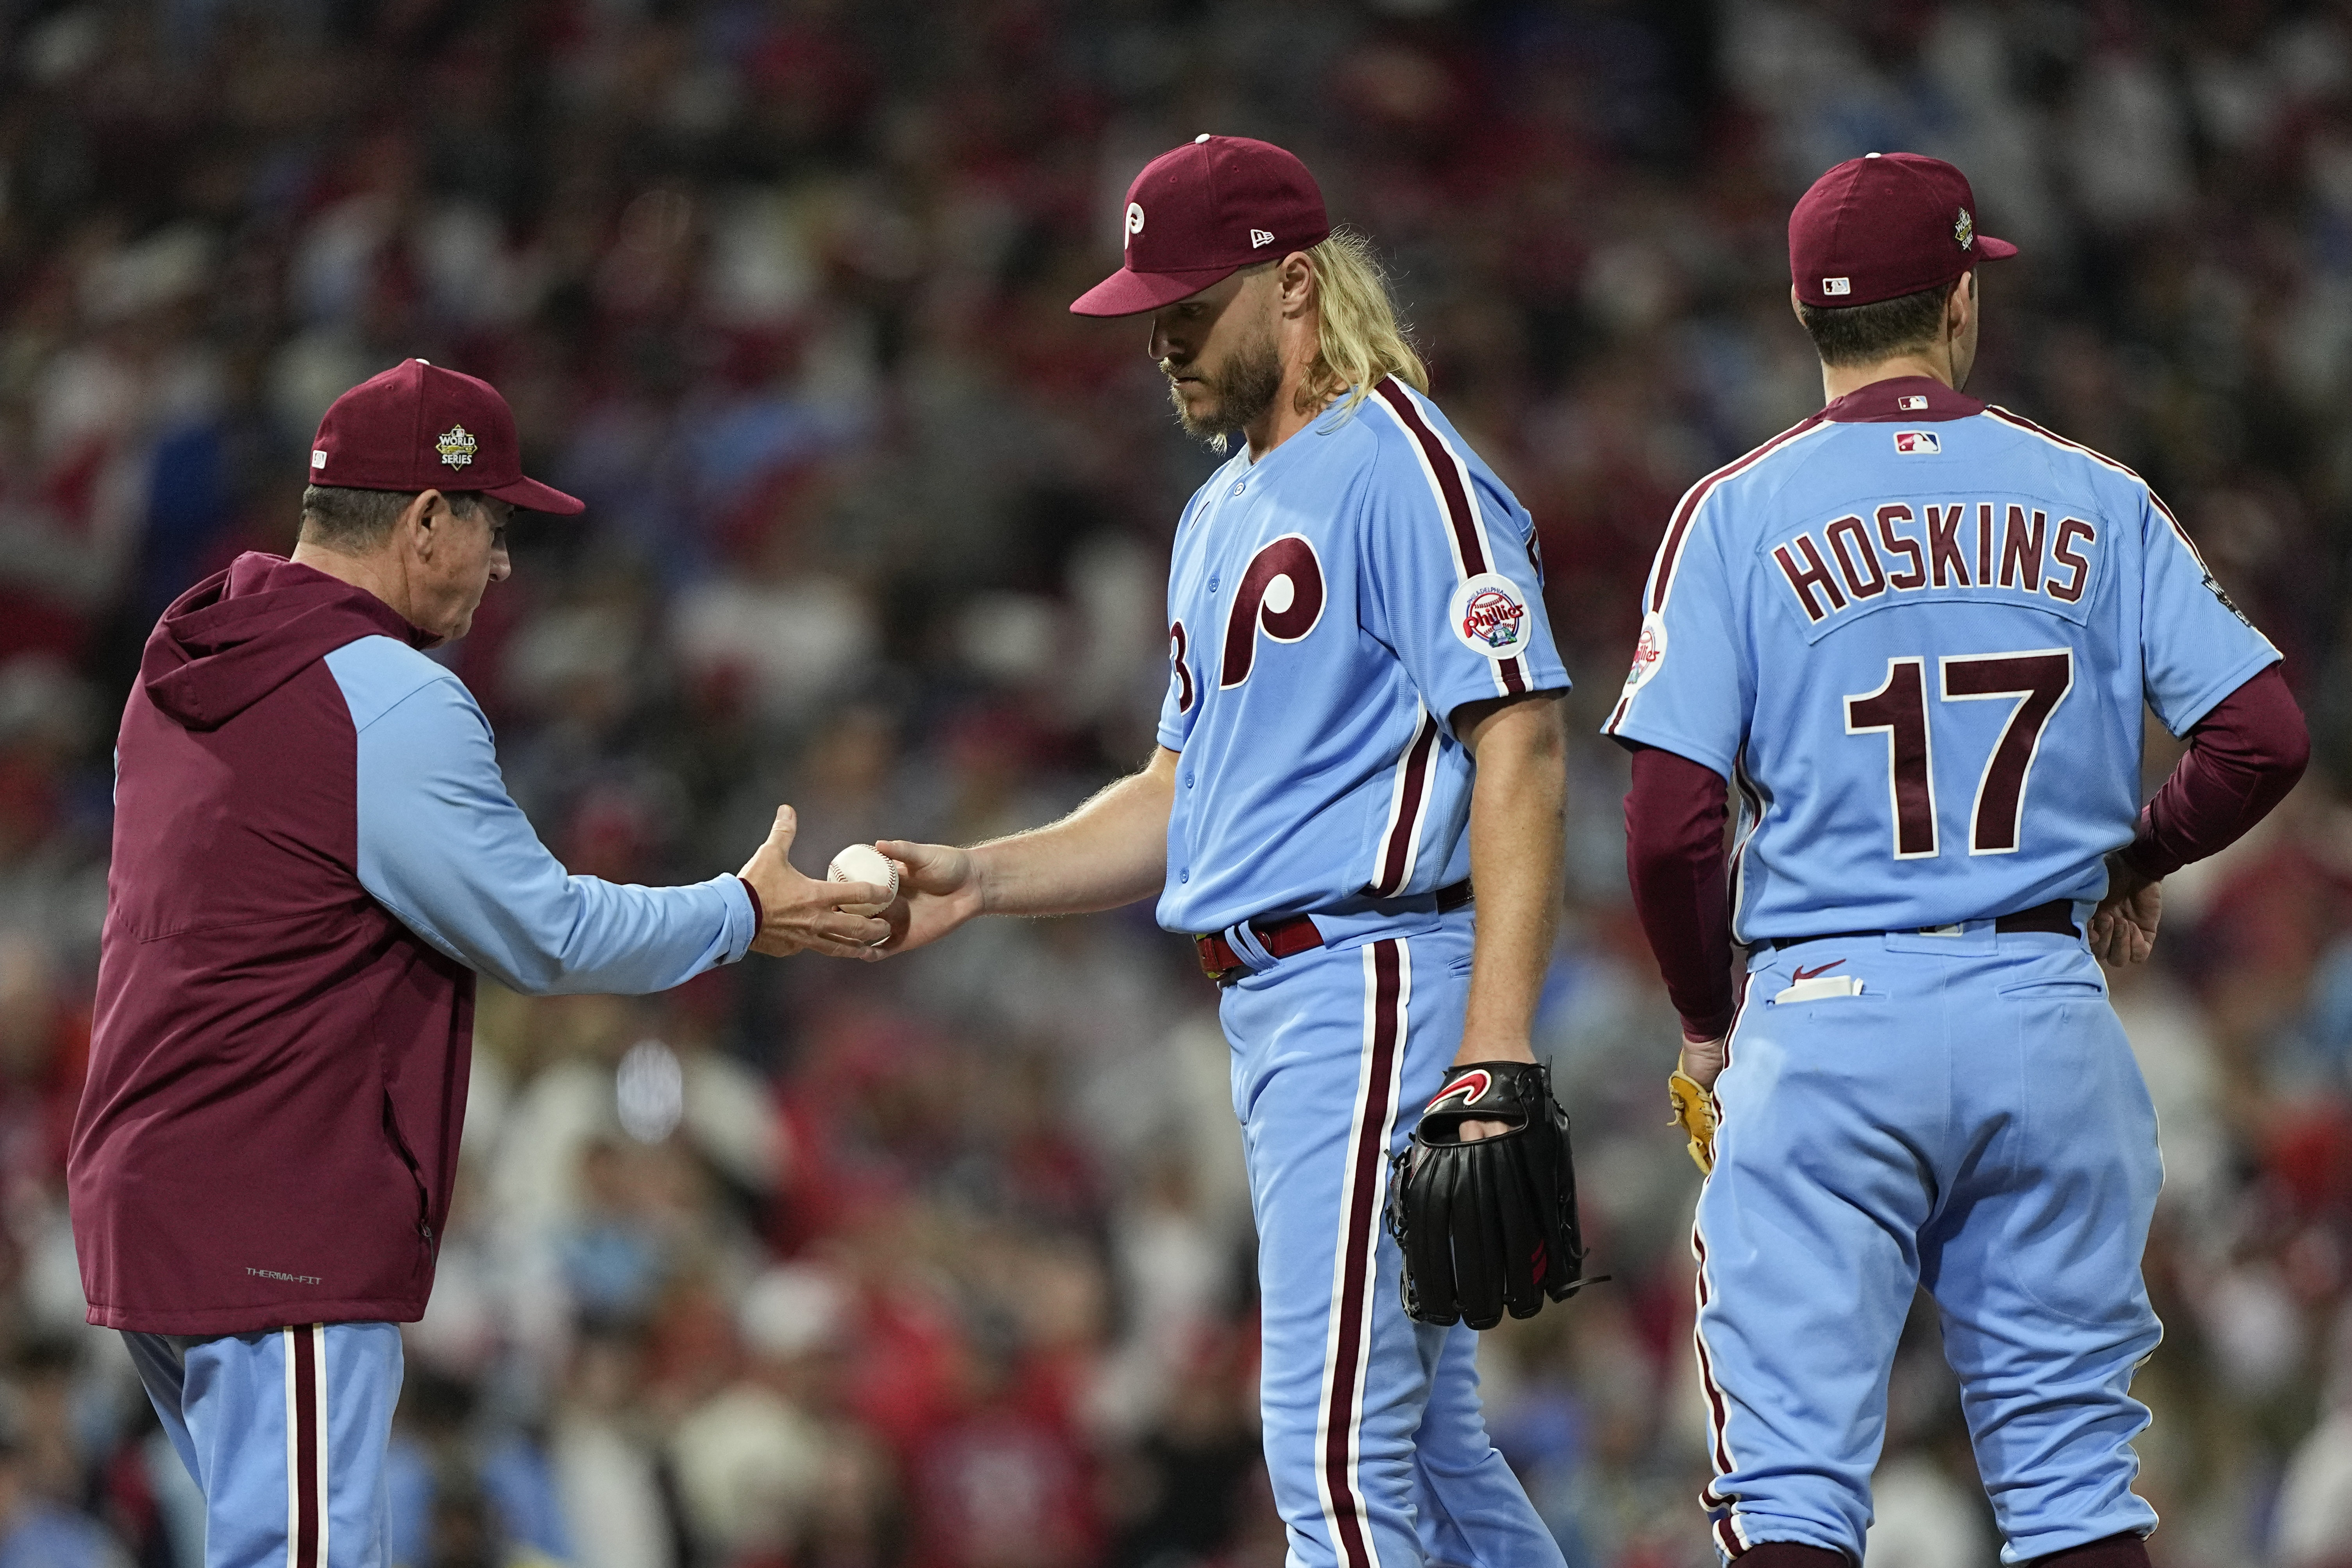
[
  {"x1": 1193, "y1": 880, "x2": 1473, "y2": 985},
  {"x1": 1195, "y1": 915, "x2": 1324, "y2": 984},
  {"x1": 1769, "y1": 897, "x2": 2079, "y2": 951}
]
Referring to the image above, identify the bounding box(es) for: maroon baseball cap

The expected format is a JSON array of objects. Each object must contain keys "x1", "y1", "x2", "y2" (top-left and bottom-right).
[
  {"x1": 1790, "y1": 152, "x2": 2018, "y2": 309},
  {"x1": 1070, "y1": 135, "x2": 1332, "y2": 317},
  {"x1": 308, "y1": 359, "x2": 584, "y2": 514}
]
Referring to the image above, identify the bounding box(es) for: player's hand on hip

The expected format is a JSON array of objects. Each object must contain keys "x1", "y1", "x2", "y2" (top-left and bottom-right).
[
  {"x1": 871, "y1": 839, "x2": 986, "y2": 954},
  {"x1": 2089, "y1": 853, "x2": 2161, "y2": 967},
  {"x1": 737, "y1": 806, "x2": 893, "y2": 958}
]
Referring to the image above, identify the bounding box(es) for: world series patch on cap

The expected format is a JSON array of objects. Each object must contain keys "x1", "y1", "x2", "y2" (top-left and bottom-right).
[
  {"x1": 1790, "y1": 152, "x2": 2017, "y2": 309},
  {"x1": 1070, "y1": 135, "x2": 1332, "y2": 317},
  {"x1": 309, "y1": 359, "x2": 584, "y2": 514}
]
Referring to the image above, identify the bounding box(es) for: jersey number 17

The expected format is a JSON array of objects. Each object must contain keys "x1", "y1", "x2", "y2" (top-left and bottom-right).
[{"x1": 1844, "y1": 649, "x2": 2074, "y2": 858}]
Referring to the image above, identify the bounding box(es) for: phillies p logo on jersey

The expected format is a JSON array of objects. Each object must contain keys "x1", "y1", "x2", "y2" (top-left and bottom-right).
[{"x1": 1220, "y1": 535, "x2": 1326, "y2": 688}]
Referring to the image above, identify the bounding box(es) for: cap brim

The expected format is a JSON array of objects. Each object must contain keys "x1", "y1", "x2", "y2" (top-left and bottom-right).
[
  {"x1": 1973, "y1": 235, "x2": 2019, "y2": 261},
  {"x1": 481, "y1": 474, "x2": 586, "y2": 515},
  {"x1": 1069, "y1": 263, "x2": 1245, "y2": 317}
]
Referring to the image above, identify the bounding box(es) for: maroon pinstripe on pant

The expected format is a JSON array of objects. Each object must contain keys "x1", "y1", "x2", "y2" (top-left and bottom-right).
[
  {"x1": 1316, "y1": 938, "x2": 1404, "y2": 1567},
  {"x1": 288, "y1": 1323, "x2": 324, "y2": 1566}
]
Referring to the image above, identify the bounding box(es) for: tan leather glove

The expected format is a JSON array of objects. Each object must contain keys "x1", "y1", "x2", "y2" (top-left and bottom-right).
[{"x1": 1667, "y1": 1067, "x2": 1717, "y2": 1175}]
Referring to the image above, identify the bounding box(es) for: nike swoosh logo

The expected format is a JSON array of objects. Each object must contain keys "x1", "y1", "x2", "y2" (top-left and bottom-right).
[{"x1": 1792, "y1": 960, "x2": 1846, "y2": 982}]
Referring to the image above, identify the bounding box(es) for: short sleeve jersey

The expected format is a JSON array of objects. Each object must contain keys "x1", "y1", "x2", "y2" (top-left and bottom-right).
[
  {"x1": 1602, "y1": 375, "x2": 2279, "y2": 942},
  {"x1": 1156, "y1": 378, "x2": 1569, "y2": 935}
]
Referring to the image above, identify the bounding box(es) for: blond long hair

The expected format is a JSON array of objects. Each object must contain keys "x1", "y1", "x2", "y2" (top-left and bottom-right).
[{"x1": 1299, "y1": 227, "x2": 1429, "y2": 417}]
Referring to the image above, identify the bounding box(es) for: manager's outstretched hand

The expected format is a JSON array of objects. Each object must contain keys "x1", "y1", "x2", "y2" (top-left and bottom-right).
[
  {"x1": 872, "y1": 839, "x2": 987, "y2": 954},
  {"x1": 738, "y1": 806, "x2": 894, "y2": 958}
]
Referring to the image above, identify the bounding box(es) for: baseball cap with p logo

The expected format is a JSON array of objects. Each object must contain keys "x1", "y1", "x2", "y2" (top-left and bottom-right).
[
  {"x1": 309, "y1": 359, "x2": 584, "y2": 514},
  {"x1": 1790, "y1": 152, "x2": 2018, "y2": 309},
  {"x1": 1070, "y1": 135, "x2": 1332, "y2": 317}
]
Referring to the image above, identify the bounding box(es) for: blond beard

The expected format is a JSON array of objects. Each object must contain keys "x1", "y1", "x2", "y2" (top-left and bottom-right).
[{"x1": 1165, "y1": 329, "x2": 1284, "y2": 455}]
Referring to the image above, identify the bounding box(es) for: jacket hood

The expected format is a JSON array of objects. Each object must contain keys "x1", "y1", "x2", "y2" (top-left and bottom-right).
[{"x1": 141, "y1": 553, "x2": 429, "y2": 731}]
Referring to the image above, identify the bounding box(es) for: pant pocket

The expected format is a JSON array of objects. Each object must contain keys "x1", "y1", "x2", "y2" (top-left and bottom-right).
[{"x1": 1998, "y1": 978, "x2": 2107, "y2": 1000}]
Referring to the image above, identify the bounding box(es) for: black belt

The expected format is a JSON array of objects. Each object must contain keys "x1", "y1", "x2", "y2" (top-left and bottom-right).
[
  {"x1": 1769, "y1": 897, "x2": 2078, "y2": 951},
  {"x1": 1193, "y1": 879, "x2": 1472, "y2": 985}
]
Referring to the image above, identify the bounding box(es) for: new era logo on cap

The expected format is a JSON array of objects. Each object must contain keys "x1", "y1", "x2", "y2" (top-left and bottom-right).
[
  {"x1": 309, "y1": 359, "x2": 583, "y2": 514},
  {"x1": 1250, "y1": 229, "x2": 1274, "y2": 248}
]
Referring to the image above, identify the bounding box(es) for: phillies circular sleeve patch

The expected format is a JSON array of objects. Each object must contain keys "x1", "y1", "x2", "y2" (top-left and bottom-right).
[
  {"x1": 1622, "y1": 611, "x2": 1667, "y2": 691},
  {"x1": 1448, "y1": 572, "x2": 1531, "y2": 660}
]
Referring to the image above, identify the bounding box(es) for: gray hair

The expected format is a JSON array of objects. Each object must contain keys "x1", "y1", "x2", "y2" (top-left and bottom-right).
[{"x1": 298, "y1": 486, "x2": 482, "y2": 551}]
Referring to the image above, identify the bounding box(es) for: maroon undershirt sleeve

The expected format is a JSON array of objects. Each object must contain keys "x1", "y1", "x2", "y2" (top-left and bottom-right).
[
  {"x1": 1622, "y1": 744, "x2": 1737, "y2": 1042},
  {"x1": 2118, "y1": 662, "x2": 2309, "y2": 880}
]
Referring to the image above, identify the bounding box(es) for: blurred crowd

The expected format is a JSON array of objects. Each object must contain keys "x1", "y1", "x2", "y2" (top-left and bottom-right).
[{"x1": 2, "y1": 1, "x2": 2352, "y2": 1565}]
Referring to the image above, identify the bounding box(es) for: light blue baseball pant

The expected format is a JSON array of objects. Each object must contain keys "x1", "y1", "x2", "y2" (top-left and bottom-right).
[
  {"x1": 124, "y1": 1322, "x2": 402, "y2": 1568},
  {"x1": 1220, "y1": 906, "x2": 1565, "y2": 1568},
  {"x1": 1693, "y1": 925, "x2": 2162, "y2": 1564}
]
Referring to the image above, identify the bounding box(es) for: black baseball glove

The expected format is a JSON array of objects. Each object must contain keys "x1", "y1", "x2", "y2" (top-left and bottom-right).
[{"x1": 1387, "y1": 1060, "x2": 1590, "y2": 1330}]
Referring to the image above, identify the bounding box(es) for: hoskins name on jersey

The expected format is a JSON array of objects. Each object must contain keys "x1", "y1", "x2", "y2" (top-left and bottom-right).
[{"x1": 1771, "y1": 500, "x2": 2098, "y2": 624}]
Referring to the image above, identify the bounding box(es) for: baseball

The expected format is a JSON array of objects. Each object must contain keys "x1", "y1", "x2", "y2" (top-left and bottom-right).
[{"x1": 827, "y1": 843, "x2": 900, "y2": 916}]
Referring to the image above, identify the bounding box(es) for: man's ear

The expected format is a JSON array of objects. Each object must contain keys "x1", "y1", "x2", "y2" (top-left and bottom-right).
[
  {"x1": 1279, "y1": 252, "x2": 1318, "y2": 316},
  {"x1": 1947, "y1": 271, "x2": 1974, "y2": 339},
  {"x1": 401, "y1": 490, "x2": 445, "y2": 555}
]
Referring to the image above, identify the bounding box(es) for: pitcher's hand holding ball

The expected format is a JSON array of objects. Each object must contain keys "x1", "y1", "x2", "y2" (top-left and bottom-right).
[{"x1": 869, "y1": 839, "x2": 987, "y2": 953}]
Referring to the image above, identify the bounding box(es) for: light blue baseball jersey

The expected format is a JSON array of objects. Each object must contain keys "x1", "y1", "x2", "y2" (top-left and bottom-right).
[
  {"x1": 1155, "y1": 378, "x2": 1569, "y2": 935},
  {"x1": 1602, "y1": 375, "x2": 2278, "y2": 941},
  {"x1": 324, "y1": 636, "x2": 755, "y2": 993}
]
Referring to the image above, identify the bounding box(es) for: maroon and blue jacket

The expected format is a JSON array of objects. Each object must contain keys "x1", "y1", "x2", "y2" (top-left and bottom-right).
[{"x1": 72, "y1": 553, "x2": 755, "y2": 1335}]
